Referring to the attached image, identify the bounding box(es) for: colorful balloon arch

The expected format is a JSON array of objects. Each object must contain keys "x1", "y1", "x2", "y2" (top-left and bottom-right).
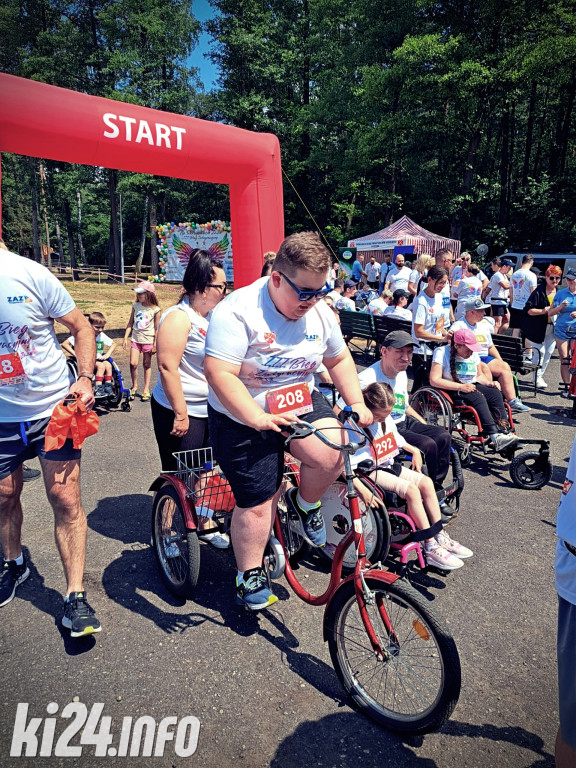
[{"x1": 0, "y1": 74, "x2": 284, "y2": 287}]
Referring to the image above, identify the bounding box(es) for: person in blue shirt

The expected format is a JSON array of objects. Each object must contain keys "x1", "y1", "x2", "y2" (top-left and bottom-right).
[
  {"x1": 351, "y1": 254, "x2": 366, "y2": 284},
  {"x1": 555, "y1": 434, "x2": 576, "y2": 768},
  {"x1": 553, "y1": 268, "x2": 576, "y2": 394}
]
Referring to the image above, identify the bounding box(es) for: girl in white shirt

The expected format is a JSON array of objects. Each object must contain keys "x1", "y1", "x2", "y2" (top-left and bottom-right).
[{"x1": 350, "y1": 382, "x2": 473, "y2": 571}]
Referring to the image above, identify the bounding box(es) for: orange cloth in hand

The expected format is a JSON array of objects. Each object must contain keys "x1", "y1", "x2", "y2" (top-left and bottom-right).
[{"x1": 44, "y1": 394, "x2": 99, "y2": 452}]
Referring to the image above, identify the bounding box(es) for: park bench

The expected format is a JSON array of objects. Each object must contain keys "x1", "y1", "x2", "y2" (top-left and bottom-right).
[
  {"x1": 492, "y1": 333, "x2": 541, "y2": 396},
  {"x1": 338, "y1": 310, "x2": 376, "y2": 360}
]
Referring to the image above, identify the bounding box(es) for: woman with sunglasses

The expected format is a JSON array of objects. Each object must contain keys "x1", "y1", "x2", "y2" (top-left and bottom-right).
[
  {"x1": 411, "y1": 265, "x2": 451, "y2": 391},
  {"x1": 553, "y1": 268, "x2": 576, "y2": 395},
  {"x1": 151, "y1": 249, "x2": 230, "y2": 548},
  {"x1": 204, "y1": 232, "x2": 372, "y2": 610},
  {"x1": 523, "y1": 265, "x2": 563, "y2": 389}
]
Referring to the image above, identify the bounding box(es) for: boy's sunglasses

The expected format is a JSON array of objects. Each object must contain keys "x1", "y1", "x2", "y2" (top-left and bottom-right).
[{"x1": 279, "y1": 271, "x2": 331, "y2": 301}]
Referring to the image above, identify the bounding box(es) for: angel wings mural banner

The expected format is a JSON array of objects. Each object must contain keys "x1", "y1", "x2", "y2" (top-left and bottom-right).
[{"x1": 155, "y1": 221, "x2": 233, "y2": 283}]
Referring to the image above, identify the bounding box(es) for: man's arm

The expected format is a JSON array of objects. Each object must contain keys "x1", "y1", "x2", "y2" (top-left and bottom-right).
[{"x1": 57, "y1": 307, "x2": 96, "y2": 407}]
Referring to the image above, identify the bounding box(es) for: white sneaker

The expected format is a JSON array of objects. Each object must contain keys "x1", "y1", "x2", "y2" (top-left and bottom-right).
[
  {"x1": 436, "y1": 531, "x2": 473, "y2": 559},
  {"x1": 199, "y1": 531, "x2": 230, "y2": 549},
  {"x1": 490, "y1": 432, "x2": 518, "y2": 451},
  {"x1": 535, "y1": 377, "x2": 548, "y2": 389},
  {"x1": 424, "y1": 541, "x2": 464, "y2": 571}
]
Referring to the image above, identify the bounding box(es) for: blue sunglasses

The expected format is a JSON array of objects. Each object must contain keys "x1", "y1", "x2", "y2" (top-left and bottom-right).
[{"x1": 279, "y1": 271, "x2": 331, "y2": 301}]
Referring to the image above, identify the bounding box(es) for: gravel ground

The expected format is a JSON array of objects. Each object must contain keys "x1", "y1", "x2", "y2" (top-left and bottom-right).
[{"x1": 0, "y1": 356, "x2": 573, "y2": 768}]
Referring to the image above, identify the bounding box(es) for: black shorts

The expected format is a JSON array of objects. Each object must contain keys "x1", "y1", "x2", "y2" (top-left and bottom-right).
[
  {"x1": 490, "y1": 304, "x2": 509, "y2": 317},
  {"x1": 208, "y1": 389, "x2": 336, "y2": 509},
  {"x1": 0, "y1": 417, "x2": 81, "y2": 480},
  {"x1": 151, "y1": 395, "x2": 209, "y2": 472},
  {"x1": 509, "y1": 307, "x2": 525, "y2": 329}
]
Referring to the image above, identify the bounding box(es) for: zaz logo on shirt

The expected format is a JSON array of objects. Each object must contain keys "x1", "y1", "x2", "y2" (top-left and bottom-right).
[
  {"x1": 7, "y1": 296, "x2": 33, "y2": 304},
  {"x1": 305, "y1": 334, "x2": 319, "y2": 342}
]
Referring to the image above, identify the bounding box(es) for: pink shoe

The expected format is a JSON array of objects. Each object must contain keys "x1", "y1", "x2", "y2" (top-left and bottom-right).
[
  {"x1": 436, "y1": 531, "x2": 473, "y2": 559},
  {"x1": 424, "y1": 541, "x2": 464, "y2": 571}
]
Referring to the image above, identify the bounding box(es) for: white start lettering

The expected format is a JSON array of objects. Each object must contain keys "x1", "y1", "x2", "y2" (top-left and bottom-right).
[{"x1": 102, "y1": 113, "x2": 186, "y2": 150}]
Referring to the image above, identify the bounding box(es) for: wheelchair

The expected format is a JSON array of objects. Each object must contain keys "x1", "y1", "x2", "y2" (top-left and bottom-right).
[
  {"x1": 66, "y1": 355, "x2": 132, "y2": 411},
  {"x1": 317, "y1": 446, "x2": 465, "y2": 576},
  {"x1": 409, "y1": 385, "x2": 551, "y2": 490}
]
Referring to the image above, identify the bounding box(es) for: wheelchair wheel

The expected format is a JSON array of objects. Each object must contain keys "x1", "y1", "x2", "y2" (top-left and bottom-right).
[
  {"x1": 151, "y1": 484, "x2": 200, "y2": 597},
  {"x1": 510, "y1": 451, "x2": 552, "y2": 490},
  {"x1": 121, "y1": 400, "x2": 131, "y2": 412},
  {"x1": 410, "y1": 387, "x2": 453, "y2": 431},
  {"x1": 107, "y1": 370, "x2": 124, "y2": 408},
  {"x1": 319, "y1": 481, "x2": 389, "y2": 571},
  {"x1": 452, "y1": 438, "x2": 471, "y2": 467}
]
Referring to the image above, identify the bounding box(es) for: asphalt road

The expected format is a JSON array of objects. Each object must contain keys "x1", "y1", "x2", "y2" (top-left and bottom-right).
[{"x1": 0, "y1": 358, "x2": 573, "y2": 768}]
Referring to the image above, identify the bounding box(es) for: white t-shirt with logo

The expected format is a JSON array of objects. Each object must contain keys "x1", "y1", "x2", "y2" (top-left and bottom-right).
[
  {"x1": 450, "y1": 265, "x2": 464, "y2": 300},
  {"x1": 488, "y1": 272, "x2": 510, "y2": 304},
  {"x1": 152, "y1": 299, "x2": 212, "y2": 418},
  {"x1": 432, "y1": 345, "x2": 481, "y2": 384},
  {"x1": 336, "y1": 363, "x2": 409, "y2": 425},
  {"x1": 387, "y1": 266, "x2": 411, "y2": 292},
  {"x1": 335, "y1": 295, "x2": 356, "y2": 312},
  {"x1": 510, "y1": 268, "x2": 537, "y2": 310},
  {"x1": 366, "y1": 297, "x2": 389, "y2": 316},
  {"x1": 412, "y1": 291, "x2": 451, "y2": 354},
  {"x1": 454, "y1": 276, "x2": 483, "y2": 319},
  {"x1": 66, "y1": 331, "x2": 113, "y2": 360},
  {"x1": 347, "y1": 416, "x2": 406, "y2": 470},
  {"x1": 451, "y1": 317, "x2": 493, "y2": 357},
  {"x1": 131, "y1": 302, "x2": 161, "y2": 344},
  {"x1": 556, "y1": 436, "x2": 576, "y2": 603},
  {"x1": 0, "y1": 253, "x2": 75, "y2": 422},
  {"x1": 365, "y1": 262, "x2": 381, "y2": 283},
  {"x1": 206, "y1": 277, "x2": 346, "y2": 423}
]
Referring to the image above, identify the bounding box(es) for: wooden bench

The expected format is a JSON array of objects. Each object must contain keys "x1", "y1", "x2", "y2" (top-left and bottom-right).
[
  {"x1": 373, "y1": 315, "x2": 413, "y2": 356},
  {"x1": 492, "y1": 333, "x2": 541, "y2": 395},
  {"x1": 338, "y1": 310, "x2": 376, "y2": 360}
]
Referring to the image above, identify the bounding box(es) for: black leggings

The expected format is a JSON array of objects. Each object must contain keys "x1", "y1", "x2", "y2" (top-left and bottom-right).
[
  {"x1": 397, "y1": 417, "x2": 451, "y2": 486},
  {"x1": 452, "y1": 383, "x2": 507, "y2": 434},
  {"x1": 151, "y1": 395, "x2": 209, "y2": 472}
]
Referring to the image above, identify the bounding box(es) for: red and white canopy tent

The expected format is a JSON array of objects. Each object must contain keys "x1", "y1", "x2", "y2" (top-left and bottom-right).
[{"x1": 347, "y1": 215, "x2": 460, "y2": 261}]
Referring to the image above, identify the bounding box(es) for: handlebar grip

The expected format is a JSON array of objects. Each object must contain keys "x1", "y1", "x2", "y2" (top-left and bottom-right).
[{"x1": 337, "y1": 406, "x2": 359, "y2": 425}]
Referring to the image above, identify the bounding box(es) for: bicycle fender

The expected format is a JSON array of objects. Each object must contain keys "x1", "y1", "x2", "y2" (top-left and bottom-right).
[
  {"x1": 148, "y1": 475, "x2": 193, "y2": 522},
  {"x1": 322, "y1": 570, "x2": 399, "y2": 642}
]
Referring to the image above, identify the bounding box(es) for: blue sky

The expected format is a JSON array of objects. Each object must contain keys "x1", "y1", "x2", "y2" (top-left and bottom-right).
[{"x1": 189, "y1": 0, "x2": 220, "y2": 91}]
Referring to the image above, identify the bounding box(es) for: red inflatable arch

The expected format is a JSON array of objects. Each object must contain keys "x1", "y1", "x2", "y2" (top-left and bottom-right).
[{"x1": 0, "y1": 74, "x2": 284, "y2": 287}]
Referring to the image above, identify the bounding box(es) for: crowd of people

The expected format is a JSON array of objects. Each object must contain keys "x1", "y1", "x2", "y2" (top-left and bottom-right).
[{"x1": 0, "y1": 234, "x2": 574, "y2": 765}]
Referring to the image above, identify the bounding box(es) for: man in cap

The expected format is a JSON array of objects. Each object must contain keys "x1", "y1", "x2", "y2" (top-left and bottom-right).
[
  {"x1": 452, "y1": 297, "x2": 531, "y2": 412},
  {"x1": 335, "y1": 280, "x2": 358, "y2": 312},
  {"x1": 343, "y1": 330, "x2": 453, "y2": 516}
]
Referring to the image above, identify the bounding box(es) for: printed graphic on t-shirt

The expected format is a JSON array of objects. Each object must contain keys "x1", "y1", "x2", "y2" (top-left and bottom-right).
[
  {"x1": 392, "y1": 393, "x2": 406, "y2": 420},
  {"x1": 135, "y1": 310, "x2": 153, "y2": 330},
  {"x1": 455, "y1": 361, "x2": 477, "y2": 382}
]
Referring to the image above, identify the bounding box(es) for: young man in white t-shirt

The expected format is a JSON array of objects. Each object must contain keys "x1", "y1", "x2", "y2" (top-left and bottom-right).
[
  {"x1": 0, "y1": 250, "x2": 101, "y2": 637},
  {"x1": 509, "y1": 254, "x2": 537, "y2": 339},
  {"x1": 205, "y1": 232, "x2": 372, "y2": 611},
  {"x1": 385, "y1": 254, "x2": 412, "y2": 293},
  {"x1": 334, "y1": 280, "x2": 357, "y2": 311}
]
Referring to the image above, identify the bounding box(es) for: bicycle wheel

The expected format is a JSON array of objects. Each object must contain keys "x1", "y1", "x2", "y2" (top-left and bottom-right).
[
  {"x1": 319, "y1": 481, "x2": 389, "y2": 571},
  {"x1": 409, "y1": 387, "x2": 453, "y2": 431},
  {"x1": 151, "y1": 485, "x2": 200, "y2": 597},
  {"x1": 510, "y1": 450, "x2": 552, "y2": 490},
  {"x1": 326, "y1": 576, "x2": 461, "y2": 734}
]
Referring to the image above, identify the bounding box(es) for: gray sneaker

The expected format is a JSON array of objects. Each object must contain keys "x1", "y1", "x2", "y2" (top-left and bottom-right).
[{"x1": 490, "y1": 432, "x2": 518, "y2": 452}]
